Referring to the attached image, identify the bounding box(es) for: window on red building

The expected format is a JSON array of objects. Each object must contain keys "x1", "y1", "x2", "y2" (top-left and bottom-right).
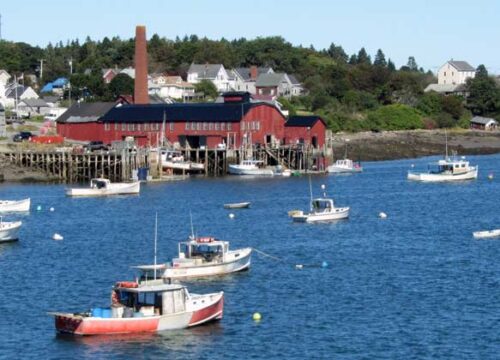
[
  {"x1": 191, "y1": 122, "x2": 195, "y2": 130},
  {"x1": 256, "y1": 121, "x2": 260, "y2": 131},
  {"x1": 196, "y1": 122, "x2": 201, "y2": 130},
  {"x1": 242, "y1": 122, "x2": 245, "y2": 131},
  {"x1": 221, "y1": 123, "x2": 225, "y2": 131},
  {"x1": 203, "y1": 122, "x2": 208, "y2": 130},
  {"x1": 121, "y1": 123, "x2": 126, "y2": 131},
  {"x1": 104, "y1": 123, "x2": 110, "y2": 131},
  {"x1": 114, "y1": 123, "x2": 118, "y2": 130},
  {"x1": 144, "y1": 123, "x2": 149, "y2": 131},
  {"x1": 251, "y1": 121, "x2": 255, "y2": 130},
  {"x1": 137, "y1": 124, "x2": 142, "y2": 131},
  {"x1": 228, "y1": 123, "x2": 232, "y2": 131},
  {"x1": 215, "y1": 122, "x2": 219, "y2": 130},
  {"x1": 170, "y1": 122, "x2": 174, "y2": 131},
  {"x1": 209, "y1": 122, "x2": 213, "y2": 130}
]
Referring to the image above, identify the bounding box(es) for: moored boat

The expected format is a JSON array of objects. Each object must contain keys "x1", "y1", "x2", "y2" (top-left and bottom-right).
[
  {"x1": 0, "y1": 198, "x2": 30, "y2": 213},
  {"x1": 223, "y1": 202, "x2": 251, "y2": 209},
  {"x1": 291, "y1": 183, "x2": 349, "y2": 223},
  {"x1": 228, "y1": 160, "x2": 274, "y2": 176},
  {"x1": 0, "y1": 218, "x2": 22, "y2": 242},
  {"x1": 51, "y1": 280, "x2": 223, "y2": 335},
  {"x1": 135, "y1": 236, "x2": 252, "y2": 280},
  {"x1": 473, "y1": 229, "x2": 500, "y2": 239},
  {"x1": 160, "y1": 149, "x2": 204, "y2": 171},
  {"x1": 327, "y1": 159, "x2": 363, "y2": 174},
  {"x1": 66, "y1": 178, "x2": 140, "y2": 197}
]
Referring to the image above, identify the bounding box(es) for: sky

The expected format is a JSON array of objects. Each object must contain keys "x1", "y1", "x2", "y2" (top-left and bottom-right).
[{"x1": 2, "y1": 0, "x2": 500, "y2": 74}]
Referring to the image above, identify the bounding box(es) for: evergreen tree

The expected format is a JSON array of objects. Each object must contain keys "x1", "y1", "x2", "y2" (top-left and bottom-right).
[
  {"x1": 406, "y1": 56, "x2": 418, "y2": 71},
  {"x1": 387, "y1": 59, "x2": 396, "y2": 72},
  {"x1": 327, "y1": 43, "x2": 348, "y2": 63},
  {"x1": 356, "y1": 47, "x2": 371, "y2": 65},
  {"x1": 466, "y1": 64, "x2": 500, "y2": 115},
  {"x1": 373, "y1": 49, "x2": 387, "y2": 67}
]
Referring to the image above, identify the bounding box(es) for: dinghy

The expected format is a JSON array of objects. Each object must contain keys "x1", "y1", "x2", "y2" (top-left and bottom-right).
[
  {"x1": 473, "y1": 229, "x2": 500, "y2": 239},
  {"x1": 0, "y1": 198, "x2": 30, "y2": 213}
]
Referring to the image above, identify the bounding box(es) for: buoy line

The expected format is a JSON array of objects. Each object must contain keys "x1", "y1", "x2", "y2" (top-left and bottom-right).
[{"x1": 252, "y1": 248, "x2": 329, "y2": 269}]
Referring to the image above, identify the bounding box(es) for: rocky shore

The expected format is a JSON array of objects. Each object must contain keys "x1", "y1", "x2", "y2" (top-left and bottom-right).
[{"x1": 331, "y1": 129, "x2": 500, "y2": 161}]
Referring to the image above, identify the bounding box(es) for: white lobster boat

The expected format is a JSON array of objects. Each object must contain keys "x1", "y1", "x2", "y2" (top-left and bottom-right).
[
  {"x1": 291, "y1": 183, "x2": 349, "y2": 223},
  {"x1": 51, "y1": 280, "x2": 223, "y2": 335},
  {"x1": 408, "y1": 131, "x2": 478, "y2": 182},
  {"x1": 228, "y1": 160, "x2": 274, "y2": 176},
  {"x1": 0, "y1": 218, "x2": 22, "y2": 242},
  {"x1": 160, "y1": 150, "x2": 204, "y2": 171},
  {"x1": 327, "y1": 159, "x2": 363, "y2": 174},
  {"x1": 407, "y1": 157, "x2": 478, "y2": 182},
  {"x1": 66, "y1": 178, "x2": 140, "y2": 197},
  {"x1": 136, "y1": 236, "x2": 252, "y2": 280},
  {"x1": 0, "y1": 198, "x2": 30, "y2": 212}
]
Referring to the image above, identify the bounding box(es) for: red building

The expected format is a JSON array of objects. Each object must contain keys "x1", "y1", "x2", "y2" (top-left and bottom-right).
[
  {"x1": 284, "y1": 116, "x2": 326, "y2": 148},
  {"x1": 57, "y1": 93, "x2": 289, "y2": 148}
]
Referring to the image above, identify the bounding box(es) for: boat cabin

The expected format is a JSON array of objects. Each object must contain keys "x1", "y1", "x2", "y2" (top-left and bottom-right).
[
  {"x1": 178, "y1": 237, "x2": 228, "y2": 262},
  {"x1": 429, "y1": 159, "x2": 470, "y2": 174},
  {"x1": 161, "y1": 149, "x2": 184, "y2": 162},
  {"x1": 111, "y1": 281, "x2": 187, "y2": 317},
  {"x1": 90, "y1": 178, "x2": 111, "y2": 189},
  {"x1": 311, "y1": 198, "x2": 335, "y2": 213}
]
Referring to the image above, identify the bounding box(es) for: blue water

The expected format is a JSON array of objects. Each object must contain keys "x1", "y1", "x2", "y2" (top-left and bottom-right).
[{"x1": 0, "y1": 154, "x2": 499, "y2": 359}]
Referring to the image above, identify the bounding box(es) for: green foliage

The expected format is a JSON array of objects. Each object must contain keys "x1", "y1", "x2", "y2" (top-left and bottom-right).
[
  {"x1": 417, "y1": 92, "x2": 442, "y2": 116},
  {"x1": 466, "y1": 65, "x2": 500, "y2": 116},
  {"x1": 366, "y1": 104, "x2": 424, "y2": 131},
  {"x1": 277, "y1": 97, "x2": 297, "y2": 116},
  {"x1": 194, "y1": 80, "x2": 218, "y2": 99},
  {"x1": 108, "y1": 73, "x2": 134, "y2": 98}
]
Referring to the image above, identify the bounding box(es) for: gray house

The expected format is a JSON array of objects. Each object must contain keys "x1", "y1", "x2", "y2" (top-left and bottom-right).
[
  {"x1": 0, "y1": 103, "x2": 6, "y2": 137},
  {"x1": 470, "y1": 116, "x2": 498, "y2": 131}
]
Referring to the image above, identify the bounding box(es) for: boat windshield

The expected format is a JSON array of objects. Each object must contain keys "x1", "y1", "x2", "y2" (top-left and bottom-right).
[
  {"x1": 91, "y1": 179, "x2": 108, "y2": 189},
  {"x1": 312, "y1": 200, "x2": 333, "y2": 211}
]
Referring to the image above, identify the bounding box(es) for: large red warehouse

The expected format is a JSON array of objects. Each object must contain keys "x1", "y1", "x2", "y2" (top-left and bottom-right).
[{"x1": 57, "y1": 92, "x2": 326, "y2": 149}]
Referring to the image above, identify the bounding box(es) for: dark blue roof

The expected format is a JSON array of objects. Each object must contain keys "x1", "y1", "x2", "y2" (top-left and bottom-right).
[
  {"x1": 101, "y1": 102, "x2": 261, "y2": 123},
  {"x1": 285, "y1": 115, "x2": 325, "y2": 127}
]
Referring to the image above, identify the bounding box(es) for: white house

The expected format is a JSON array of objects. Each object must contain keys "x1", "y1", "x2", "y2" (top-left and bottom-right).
[
  {"x1": 187, "y1": 64, "x2": 231, "y2": 92},
  {"x1": 438, "y1": 60, "x2": 475, "y2": 85},
  {"x1": 3, "y1": 84, "x2": 39, "y2": 108},
  {"x1": 0, "y1": 70, "x2": 11, "y2": 85},
  {"x1": 150, "y1": 76, "x2": 195, "y2": 100}
]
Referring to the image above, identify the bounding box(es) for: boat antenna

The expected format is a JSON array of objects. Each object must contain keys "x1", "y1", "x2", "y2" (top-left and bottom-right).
[
  {"x1": 154, "y1": 212, "x2": 158, "y2": 280},
  {"x1": 189, "y1": 210, "x2": 195, "y2": 240},
  {"x1": 445, "y1": 129, "x2": 448, "y2": 159},
  {"x1": 308, "y1": 176, "x2": 314, "y2": 211}
]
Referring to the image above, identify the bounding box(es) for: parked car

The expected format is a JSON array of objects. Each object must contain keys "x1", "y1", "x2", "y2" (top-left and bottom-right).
[
  {"x1": 13, "y1": 132, "x2": 34, "y2": 142},
  {"x1": 83, "y1": 141, "x2": 108, "y2": 152}
]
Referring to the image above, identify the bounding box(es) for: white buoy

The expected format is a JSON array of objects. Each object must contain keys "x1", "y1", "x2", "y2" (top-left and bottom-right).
[
  {"x1": 229, "y1": 213, "x2": 235, "y2": 219},
  {"x1": 52, "y1": 233, "x2": 63, "y2": 241},
  {"x1": 488, "y1": 173, "x2": 494, "y2": 180},
  {"x1": 252, "y1": 312, "x2": 262, "y2": 321},
  {"x1": 49, "y1": 207, "x2": 55, "y2": 212},
  {"x1": 379, "y1": 212, "x2": 387, "y2": 219},
  {"x1": 321, "y1": 184, "x2": 326, "y2": 190},
  {"x1": 410, "y1": 164, "x2": 415, "y2": 168},
  {"x1": 295, "y1": 264, "x2": 303, "y2": 269},
  {"x1": 36, "y1": 205, "x2": 42, "y2": 211}
]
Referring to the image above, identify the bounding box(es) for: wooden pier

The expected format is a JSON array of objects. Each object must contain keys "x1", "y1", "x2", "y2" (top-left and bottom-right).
[{"x1": 0, "y1": 145, "x2": 329, "y2": 183}]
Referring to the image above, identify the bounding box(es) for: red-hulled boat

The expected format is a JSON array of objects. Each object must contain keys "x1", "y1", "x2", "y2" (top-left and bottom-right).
[{"x1": 51, "y1": 280, "x2": 223, "y2": 335}]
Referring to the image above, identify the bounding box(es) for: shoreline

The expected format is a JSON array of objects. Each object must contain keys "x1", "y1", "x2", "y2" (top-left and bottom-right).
[{"x1": 331, "y1": 129, "x2": 500, "y2": 162}]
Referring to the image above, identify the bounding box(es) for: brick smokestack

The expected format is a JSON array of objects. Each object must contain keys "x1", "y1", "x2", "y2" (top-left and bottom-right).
[
  {"x1": 134, "y1": 25, "x2": 148, "y2": 104},
  {"x1": 250, "y1": 66, "x2": 258, "y2": 80}
]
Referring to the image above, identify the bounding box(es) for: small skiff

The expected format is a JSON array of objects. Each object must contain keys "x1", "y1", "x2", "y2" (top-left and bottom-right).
[
  {"x1": 473, "y1": 229, "x2": 500, "y2": 239},
  {"x1": 0, "y1": 218, "x2": 22, "y2": 242},
  {"x1": 0, "y1": 198, "x2": 30, "y2": 213},
  {"x1": 223, "y1": 202, "x2": 251, "y2": 209}
]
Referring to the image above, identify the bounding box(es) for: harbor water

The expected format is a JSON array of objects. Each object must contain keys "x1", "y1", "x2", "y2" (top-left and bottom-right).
[{"x1": 0, "y1": 154, "x2": 499, "y2": 359}]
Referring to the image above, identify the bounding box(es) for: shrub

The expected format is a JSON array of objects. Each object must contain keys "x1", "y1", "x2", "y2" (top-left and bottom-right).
[{"x1": 366, "y1": 104, "x2": 424, "y2": 130}]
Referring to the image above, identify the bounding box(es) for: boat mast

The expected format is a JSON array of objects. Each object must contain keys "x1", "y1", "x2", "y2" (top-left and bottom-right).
[
  {"x1": 154, "y1": 212, "x2": 158, "y2": 280},
  {"x1": 189, "y1": 210, "x2": 195, "y2": 240},
  {"x1": 308, "y1": 176, "x2": 313, "y2": 211},
  {"x1": 445, "y1": 129, "x2": 448, "y2": 159}
]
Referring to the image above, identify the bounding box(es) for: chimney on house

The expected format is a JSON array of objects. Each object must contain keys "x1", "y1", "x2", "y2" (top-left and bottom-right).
[
  {"x1": 250, "y1": 66, "x2": 258, "y2": 80},
  {"x1": 134, "y1": 25, "x2": 148, "y2": 104}
]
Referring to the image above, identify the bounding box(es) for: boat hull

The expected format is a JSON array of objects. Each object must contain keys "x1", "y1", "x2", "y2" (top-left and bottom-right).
[
  {"x1": 327, "y1": 166, "x2": 362, "y2": 174},
  {"x1": 407, "y1": 167, "x2": 478, "y2": 182},
  {"x1": 163, "y1": 248, "x2": 252, "y2": 279},
  {"x1": 228, "y1": 165, "x2": 274, "y2": 176},
  {"x1": 66, "y1": 182, "x2": 141, "y2": 197},
  {"x1": 53, "y1": 292, "x2": 223, "y2": 335},
  {"x1": 0, "y1": 221, "x2": 22, "y2": 242},
  {"x1": 223, "y1": 202, "x2": 251, "y2": 209},
  {"x1": 473, "y1": 229, "x2": 500, "y2": 239},
  {"x1": 0, "y1": 198, "x2": 30, "y2": 212},
  {"x1": 292, "y1": 207, "x2": 350, "y2": 223}
]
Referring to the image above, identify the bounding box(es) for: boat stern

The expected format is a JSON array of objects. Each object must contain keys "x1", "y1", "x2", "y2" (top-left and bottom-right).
[{"x1": 188, "y1": 292, "x2": 224, "y2": 327}]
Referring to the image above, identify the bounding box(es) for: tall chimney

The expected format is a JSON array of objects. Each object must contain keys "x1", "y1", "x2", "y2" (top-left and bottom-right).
[{"x1": 134, "y1": 25, "x2": 148, "y2": 104}]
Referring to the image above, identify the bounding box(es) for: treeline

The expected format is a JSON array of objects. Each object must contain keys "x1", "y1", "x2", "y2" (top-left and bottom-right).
[{"x1": 1, "y1": 35, "x2": 499, "y2": 131}]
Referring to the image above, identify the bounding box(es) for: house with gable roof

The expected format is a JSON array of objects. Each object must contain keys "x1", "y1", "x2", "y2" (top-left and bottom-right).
[
  {"x1": 187, "y1": 64, "x2": 231, "y2": 92},
  {"x1": 231, "y1": 66, "x2": 274, "y2": 94},
  {"x1": 255, "y1": 73, "x2": 293, "y2": 98},
  {"x1": 425, "y1": 60, "x2": 476, "y2": 95}
]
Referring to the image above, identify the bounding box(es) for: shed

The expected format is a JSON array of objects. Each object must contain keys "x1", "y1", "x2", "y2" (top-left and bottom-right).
[
  {"x1": 470, "y1": 116, "x2": 498, "y2": 131},
  {"x1": 285, "y1": 115, "x2": 327, "y2": 148}
]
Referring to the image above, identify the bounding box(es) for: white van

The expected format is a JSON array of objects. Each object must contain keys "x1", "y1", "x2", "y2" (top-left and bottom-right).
[{"x1": 44, "y1": 108, "x2": 67, "y2": 122}]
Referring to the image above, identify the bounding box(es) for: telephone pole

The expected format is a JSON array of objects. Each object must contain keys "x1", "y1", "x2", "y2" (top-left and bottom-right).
[
  {"x1": 0, "y1": 13, "x2": 3, "y2": 41},
  {"x1": 39, "y1": 59, "x2": 44, "y2": 80}
]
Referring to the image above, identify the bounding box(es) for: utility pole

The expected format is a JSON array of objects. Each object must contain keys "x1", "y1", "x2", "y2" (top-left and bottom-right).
[
  {"x1": 39, "y1": 59, "x2": 44, "y2": 80},
  {"x1": 68, "y1": 58, "x2": 73, "y2": 106},
  {"x1": 0, "y1": 13, "x2": 2, "y2": 41}
]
